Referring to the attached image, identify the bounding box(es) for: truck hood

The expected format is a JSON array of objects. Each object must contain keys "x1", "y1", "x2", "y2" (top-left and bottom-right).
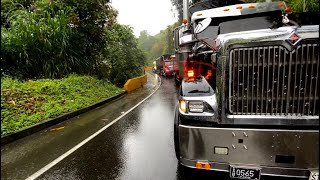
[{"x1": 216, "y1": 25, "x2": 319, "y2": 53}]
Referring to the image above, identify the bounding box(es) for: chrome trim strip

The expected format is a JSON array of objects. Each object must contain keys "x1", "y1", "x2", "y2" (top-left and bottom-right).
[
  {"x1": 227, "y1": 114, "x2": 319, "y2": 119},
  {"x1": 313, "y1": 45, "x2": 319, "y2": 116},
  {"x1": 179, "y1": 124, "x2": 319, "y2": 132}
]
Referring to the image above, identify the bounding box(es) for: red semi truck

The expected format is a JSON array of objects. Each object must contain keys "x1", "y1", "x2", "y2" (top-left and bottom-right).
[{"x1": 153, "y1": 54, "x2": 176, "y2": 78}]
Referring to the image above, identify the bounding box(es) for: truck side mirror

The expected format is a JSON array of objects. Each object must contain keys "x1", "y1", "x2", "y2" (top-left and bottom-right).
[{"x1": 194, "y1": 17, "x2": 212, "y2": 34}]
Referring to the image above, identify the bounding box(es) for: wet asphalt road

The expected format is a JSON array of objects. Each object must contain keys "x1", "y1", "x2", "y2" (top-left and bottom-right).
[
  {"x1": 35, "y1": 76, "x2": 302, "y2": 180},
  {"x1": 2, "y1": 73, "x2": 305, "y2": 180},
  {"x1": 37, "y1": 74, "x2": 180, "y2": 180}
]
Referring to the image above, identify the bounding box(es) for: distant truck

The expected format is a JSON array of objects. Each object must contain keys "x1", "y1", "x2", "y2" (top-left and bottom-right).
[
  {"x1": 153, "y1": 54, "x2": 176, "y2": 78},
  {"x1": 173, "y1": 0, "x2": 319, "y2": 179}
]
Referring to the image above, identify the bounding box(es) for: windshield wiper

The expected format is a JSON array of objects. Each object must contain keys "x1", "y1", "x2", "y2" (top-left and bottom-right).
[{"x1": 188, "y1": 89, "x2": 210, "y2": 93}]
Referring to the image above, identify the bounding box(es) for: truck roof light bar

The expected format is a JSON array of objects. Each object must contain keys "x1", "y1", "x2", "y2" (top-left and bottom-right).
[{"x1": 191, "y1": 1, "x2": 287, "y2": 21}]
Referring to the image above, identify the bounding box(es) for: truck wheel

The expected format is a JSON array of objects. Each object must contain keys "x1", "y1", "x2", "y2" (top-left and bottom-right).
[{"x1": 174, "y1": 105, "x2": 180, "y2": 162}]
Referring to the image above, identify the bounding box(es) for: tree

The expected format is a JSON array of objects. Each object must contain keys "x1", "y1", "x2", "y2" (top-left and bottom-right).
[{"x1": 104, "y1": 23, "x2": 146, "y2": 86}]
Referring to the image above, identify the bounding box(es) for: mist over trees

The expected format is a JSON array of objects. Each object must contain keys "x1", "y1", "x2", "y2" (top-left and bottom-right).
[{"x1": 138, "y1": 21, "x2": 180, "y2": 65}]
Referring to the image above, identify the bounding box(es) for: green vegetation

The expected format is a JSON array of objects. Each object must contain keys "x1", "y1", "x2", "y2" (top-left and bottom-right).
[
  {"x1": 1, "y1": 0, "x2": 146, "y2": 136},
  {"x1": 1, "y1": 0, "x2": 146, "y2": 82},
  {"x1": 1, "y1": 75, "x2": 122, "y2": 136}
]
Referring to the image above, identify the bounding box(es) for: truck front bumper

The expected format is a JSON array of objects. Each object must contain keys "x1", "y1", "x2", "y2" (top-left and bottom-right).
[{"x1": 178, "y1": 125, "x2": 319, "y2": 178}]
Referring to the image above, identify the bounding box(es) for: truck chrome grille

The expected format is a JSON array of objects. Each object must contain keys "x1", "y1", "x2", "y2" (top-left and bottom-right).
[{"x1": 229, "y1": 43, "x2": 319, "y2": 116}]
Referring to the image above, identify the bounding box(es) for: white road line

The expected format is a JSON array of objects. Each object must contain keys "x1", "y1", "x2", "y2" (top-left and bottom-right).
[{"x1": 25, "y1": 74, "x2": 161, "y2": 180}]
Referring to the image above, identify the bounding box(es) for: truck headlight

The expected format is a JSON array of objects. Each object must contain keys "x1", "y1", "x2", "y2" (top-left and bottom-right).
[
  {"x1": 188, "y1": 101, "x2": 204, "y2": 113},
  {"x1": 179, "y1": 100, "x2": 187, "y2": 113}
]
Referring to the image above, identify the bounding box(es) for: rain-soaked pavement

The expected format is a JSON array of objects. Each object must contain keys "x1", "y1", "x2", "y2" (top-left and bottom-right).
[{"x1": 1, "y1": 73, "x2": 305, "y2": 180}]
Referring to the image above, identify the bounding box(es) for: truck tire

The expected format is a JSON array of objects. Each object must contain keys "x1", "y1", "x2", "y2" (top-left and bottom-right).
[{"x1": 174, "y1": 105, "x2": 180, "y2": 162}]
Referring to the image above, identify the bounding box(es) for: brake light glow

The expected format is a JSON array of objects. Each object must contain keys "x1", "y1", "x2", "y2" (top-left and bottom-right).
[{"x1": 187, "y1": 70, "x2": 194, "y2": 78}]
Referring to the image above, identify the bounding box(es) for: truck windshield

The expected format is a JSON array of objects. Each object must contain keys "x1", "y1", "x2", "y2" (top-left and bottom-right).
[
  {"x1": 219, "y1": 15, "x2": 279, "y2": 34},
  {"x1": 195, "y1": 11, "x2": 282, "y2": 35},
  {"x1": 181, "y1": 77, "x2": 214, "y2": 97}
]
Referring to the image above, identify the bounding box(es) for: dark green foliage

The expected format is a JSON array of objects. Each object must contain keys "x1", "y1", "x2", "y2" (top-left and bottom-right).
[
  {"x1": 1, "y1": 0, "x2": 145, "y2": 86},
  {"x1": 1, "y1": 7, "x2": 84, "y2": 79},
  {"x1": 104, "y1": 24, "x2": 146, "y2": 86}
]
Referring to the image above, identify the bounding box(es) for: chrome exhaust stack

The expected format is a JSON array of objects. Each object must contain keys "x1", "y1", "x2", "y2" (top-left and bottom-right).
[{"x1": 183, "y1": 0, "x2": 189, "y2": 21}]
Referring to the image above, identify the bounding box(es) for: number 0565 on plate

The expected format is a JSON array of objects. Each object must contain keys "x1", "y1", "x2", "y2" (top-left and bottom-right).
[{"x1": 230, "y1": 165, "x2": 261, "y2": 180}]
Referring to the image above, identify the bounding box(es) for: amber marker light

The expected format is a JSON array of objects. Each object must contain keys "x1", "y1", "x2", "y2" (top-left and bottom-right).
[
  {"x1": 248, "y1": 5, "x2": 256, "y2": 8},
  {"x1": 183, "y1": 18, "x2": 188, "y2": 24},
  {"x1": 236, "y1": 6, "x2": 242, "y2": 9},
  {"x1": 278, "y1": 3, "x2": 285, "y2": 7},
  {"x1": 197, "y1": 13, "x2": 202, "y2": 16},
  {"x1": 195, "y1": 162, "x2": 203, "y2": 169},
  {"x1": 224, "y1": 8, "x2": 229, "y2": 11},
  {"x1": 204, "y1": 163, "x2": 211, "y2": 170}
]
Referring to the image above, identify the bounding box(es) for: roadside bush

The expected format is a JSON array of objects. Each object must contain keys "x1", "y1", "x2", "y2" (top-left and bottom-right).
[{"x1": 1, "y1": 75, "x2": 122, "y2": 136}]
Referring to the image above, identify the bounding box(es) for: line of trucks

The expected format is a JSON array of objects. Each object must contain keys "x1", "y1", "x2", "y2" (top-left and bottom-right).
[
  {"x1": 153, "y1": 54, "x2": 178, "y2": 78},
  {"x1": 169, "y1": 0, "x2": 319, "y2": 179}
]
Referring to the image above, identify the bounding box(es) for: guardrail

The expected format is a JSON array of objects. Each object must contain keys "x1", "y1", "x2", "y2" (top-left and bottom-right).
[
  {"x1": 123, "y1": 74, "x2": 147, "y2": 92},
  {"x1": 144, "y1": 66, "x2": 153, "y2": 72}
]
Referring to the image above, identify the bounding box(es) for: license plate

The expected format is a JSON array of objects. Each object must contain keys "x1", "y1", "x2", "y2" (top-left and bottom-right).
[
  {"x1": 309, "y1": 170, "x2": 319, "y2": 180},
  {"x1": 230, "y1": 166, "x2": 261, "y2": 180}
]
